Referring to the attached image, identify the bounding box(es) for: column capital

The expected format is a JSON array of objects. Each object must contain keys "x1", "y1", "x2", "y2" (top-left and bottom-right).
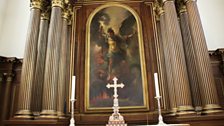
[
  {"x1": 62, "y1": 11, "x2": 70, "y2": 20},
  {"x1": 3, "y1": 73, "x2": 14, "y2": 82},
  {"x1": 176, "y1": 1, "x2": 187, "y2": 14},
  {"x1": 153, "y1": 0, "x2": 165, "y2": 17},
  {"x1": 157, "y1": 7, "x2": 165, "y2": 16},
  {"x1": 184, "y1": 0, "x2": 197, "y2": 3},
  {"x1": 62, "y1": 4, "x2": 72, "y2": 20},
  {"x1": 179, "y1": 5, "x2": 187, "y2": 14},
  {"x1": 0, "y1": 73, "x2": 3, "y2": 81},
  {"x1": 41, "y1": 11, "x2": 50, "y2": 20},
  {"x1": 30, "y1": 0, "x2": 44, "y2": 10},
  {"x1": 162, "y1": 0, "x2": 175, "y2": 4},
  {"x1": 52, "y1": 0, "x2": 64, "y2": 8},
  {"x1": 41, "y1": 2, "x2": 51, "y2": 20},
  {"x1": 41, "y1": 5, "x2": 51, "y2": 20}
]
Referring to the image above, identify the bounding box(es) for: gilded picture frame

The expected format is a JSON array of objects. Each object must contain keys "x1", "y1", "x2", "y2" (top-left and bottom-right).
[{"x1": 85, "y1": 3, "x2": 149, "y2": 112}]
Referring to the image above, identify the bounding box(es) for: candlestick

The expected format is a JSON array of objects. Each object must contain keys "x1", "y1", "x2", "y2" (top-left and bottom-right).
[
  {"x1": 71, "y1": 76, "x2": 76, "y2": 100},
  {"x1": 69, "y1": 99, "x2": 76, "y2": 126},
  {"x1": 154, "y1": 73, "x2": 160, "y2": 97}
]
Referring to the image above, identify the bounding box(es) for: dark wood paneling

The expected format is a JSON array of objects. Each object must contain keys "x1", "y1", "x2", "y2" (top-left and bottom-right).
[{"x1": 72, "y1": 1, "x2": 158, "y2": 124}]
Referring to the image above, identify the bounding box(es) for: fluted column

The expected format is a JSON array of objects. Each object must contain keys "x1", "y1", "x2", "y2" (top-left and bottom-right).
[
  {"x1": 40, "y1": 0, "x2": 64, "y2": 119},
  {"x1": 0, "y1": 73, "x2": 3, "y2": 93},
  {"x1": 31, "y1": 10, "x2": 50, "y2": 116},
  {"x1": 218, "y1": 49, "x2": 224, "y2": 74},
  {"x1": 162, "y1": 0, "x2": 194, "y2": 115},
  {"x1": 65, "y1": 17, "x2": 72, "y2": 114},
  {"x1": 1, "y1": 73, "x2": 14, "y2": 122},
  {"x1": 15, "y1": 0, "x2": 42, "y2": 118},
  {"x1": 154, "y1": 9, "x2": 170, "y2": 111},
  {"x1": 157, "y1": 6, "x2": 177, "y2": 114},
  {"x1": 57, "y1": 7, "x2": 70, "y2": 117},
  {"x1": 178, "y1": 4, "x2": 202, "y2": 112},
  {"x1": 184, "y1": 0, "x2": 222, "y2": 113},
  {"x1": 67, "y1": 6, "x2": 79, "y2": 112}
]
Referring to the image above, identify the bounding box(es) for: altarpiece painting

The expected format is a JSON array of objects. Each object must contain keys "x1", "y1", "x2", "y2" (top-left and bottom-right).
[{"x1": 85, "y1": 4, "x2": 149, "y2": 110}]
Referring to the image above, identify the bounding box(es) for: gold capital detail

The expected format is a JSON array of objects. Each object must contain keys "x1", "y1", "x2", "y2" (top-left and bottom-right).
[
  {"x1": 184, "y1": 0, "x2": 197, "y2": 3},
  {"x1": 3, "y1": 73, "x2": 14, "y2": 82},
  {"x1": 41, "y1": 12, "x2": 50, "y2": 20},
  {"x1": 52, "y1": 0, "x2": 64, "y2": 8},
  {"x1": 30, "y1": 0, "x2": 43, "y2": 10},
  {"x1": 157, "y1": 7, "x2": 165, "y2": 16},
  {"x1": 162, "y1": 0, "x2": 175, "y2": 4},
  {"x1": 62, "y1": 10, "x2": 70, "y2": 20},
  {"x1": 179, "y1": 5, "x2": 187, "y2": 14}
]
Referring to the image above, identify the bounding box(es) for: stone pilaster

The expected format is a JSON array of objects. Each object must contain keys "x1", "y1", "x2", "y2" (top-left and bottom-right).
[
  {"x1": 15, "y1": 0, "x2": 42, "y2": 119},
  {"x1": 162, "y1": 0, "x2": 194, "y2": 115},
  {"x1": 31, "y1": 9, "x2": 50, "y2": 116},
  {"x1": 178, "y1": 4, "x2": 202, "y2": 112},
  {"x1": 1, "y1": 73, "x2": 14, "y2": 121},
  {"x1": 57, "y1": 6, "x2": 70, "y2": 118},
  {"x1": 157, "y1": 6, "x2": 177, "y2": 114},
  {"x1": 40, "y1": 0, "x2": 64, "y2": 119},
  {"x1": 184, "y1": 0, "x2": 222, "y2": 113}
]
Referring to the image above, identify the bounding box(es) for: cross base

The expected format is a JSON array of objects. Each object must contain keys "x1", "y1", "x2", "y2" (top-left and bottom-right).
[{"x1": 106, "y1": 113, "x2": 127, "y2": 126}]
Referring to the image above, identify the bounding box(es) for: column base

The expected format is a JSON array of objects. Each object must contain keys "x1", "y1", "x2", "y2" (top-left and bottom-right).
[
  {"x1": 38, "y1": 110, "x2": 58, "y2": 120},
  {"x1": 167, "y1": 108, "x2": 178, "y2": 116},
  {"x1": 14, "y1": 110, "x2": 33, "y2": 119},
  {"x1": 195, "y1": 106, "x2": 203, "y2": 115},
  {"x1": 202, "y1": 104, "x2": 223, "y2": 114},
  {"x1": 177, "y1": 105, "x2": 196, "y2": 116},
  {"x1": 57, "y1": 111, "x2": 66, "y2": 119}
]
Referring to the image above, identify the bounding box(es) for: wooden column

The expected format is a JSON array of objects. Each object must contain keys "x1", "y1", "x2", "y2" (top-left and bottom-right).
[
  {"x1": 15, "y1": 0, "x2": 42, "y2": 119},
  {"x1": 1, "y1": 73, "x2": 13, "y2": 122},
  {"x1": 65, "y1": 20, "x2": 72, "y2": 114},
  {"x1": 184, "y1": 0, "x2": 222, "y2": 113},
  {"x1": 218, "y1": 49, "x2": 224, "y2": 74},
  {"x1": 40, "y1": 0, "x2": 63, "y2": 119},
  {"x1": 67, "y1": 6, "x2": 79, "y2": 111},
  {"x1": 162, "y1": 0, "x2": 194, "y2": 115},
  {"x1": 0, "y1": 73, "x2": 2, "y2": 94},
  {"x1": 57, "y1": 5, "x2": 70, "y2": 118},
  {"x1": 31, "y1": 9, "x2": 50, "y2": 116},
  {"x1": 178, "y1": 4, "x2": 202, "y2": 112},
  {"x1": 154, "y1": 7, "x2": 170, "y2": 111},
  {"x1": 157, "y1": 6, "x2": 177, "y2": 114}
]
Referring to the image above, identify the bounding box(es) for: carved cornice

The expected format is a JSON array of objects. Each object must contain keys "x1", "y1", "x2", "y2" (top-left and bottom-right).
[
  {"x1": 209, "y1": 48, "x2": 224, "y2": 57},
  {"x1": 74, "y1": 0, "x2": 143, "y2": 6},
  {"x1": 215, "y1": 48, "x2": 224, "y2": 60},
  {"x1": 0, "y1": 56, "x2": 22, "y2": 64}
]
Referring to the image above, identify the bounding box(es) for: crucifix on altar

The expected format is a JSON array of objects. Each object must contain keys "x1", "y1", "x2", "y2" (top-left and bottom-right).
[{"x1": 106, "y1": 77, "x2": 127, "y2": 126}]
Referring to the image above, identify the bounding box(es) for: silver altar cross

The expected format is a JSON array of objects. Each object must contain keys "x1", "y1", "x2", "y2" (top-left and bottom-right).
[
  {"x1": 106, "y1": 77, "x2": 124, "y2": 100},
  {"x1": 106, "y1": 77, "x2": 127, "y2": 126}
]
